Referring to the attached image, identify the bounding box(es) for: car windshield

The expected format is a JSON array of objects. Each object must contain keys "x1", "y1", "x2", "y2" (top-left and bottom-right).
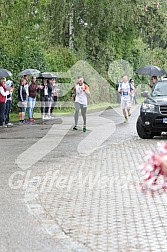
[{"x1": 151, "y1": 81, "x2": 167, "y2": 96}]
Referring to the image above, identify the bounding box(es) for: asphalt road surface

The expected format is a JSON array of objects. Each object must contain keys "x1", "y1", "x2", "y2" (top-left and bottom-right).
[{"x1": 1, "y1": 105, "x2": 167, "y2": 252}]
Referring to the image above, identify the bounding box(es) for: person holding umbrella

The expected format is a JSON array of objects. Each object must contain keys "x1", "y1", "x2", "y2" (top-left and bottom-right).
[
  {"x1": 5, "y1": 80, "x2": 14, "y2": 126},
  {"x1": 0, "y1": 68, "x2": 13, "y2": 127},
  {"x1": 18, "y1": 69, "x2": 40, "y2": 121},
  {"x1": 149, "y1": 76, "x2": 158, "y2": 88},
  {"x1": 0, "y1": 78, "x2": 7, "y2": 127}
]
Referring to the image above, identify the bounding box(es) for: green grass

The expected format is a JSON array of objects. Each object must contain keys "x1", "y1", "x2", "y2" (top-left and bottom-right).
[
  {"x1": 10, "y1": 100, "x2": 144, "y2": 123},
  {"x1": 88, "y1": 102, "x2": 117, "y2": 111},
  {"x1": 10, "y1": 113, "x2": 20, "y2": 123},
  {"x1": 10, "y1": 102, "x2": 118, "y2": 122}
]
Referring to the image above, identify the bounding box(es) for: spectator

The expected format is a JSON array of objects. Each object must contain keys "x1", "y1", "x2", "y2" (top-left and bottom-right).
[
  {"x1": 129, "y1": 79, "x2": 138, "y2": 105},
  {"x1": 149, "y1": 76, "x2": 158, "y2": 88},
  {"x1": 116, "y1": 79, "x2": 121, "y2": 104},
  {"x1": 5, "y1": 80, "x2": 14, "y2": 126},
  {"x1": 40, "y1": 78, "x2": 52, "y2": 120},
  {"x1": 0, "y1": 78, "x2": 7, "y2": 127},
  {"x1": 18, "y1": 78, "x2": 27, "y2": 124},
  {"x1": 48, "y1": 78, "x2": 57, "y2": 118},
  {"x1": 23, "y1": 75, "x2": 29, "y2": 120},
  {"x1": 134, "y1": 85, "x2": 139, "y2": 104},
  {"x1": 28, "y1": 76, "x2": 38, "y2": 122}
]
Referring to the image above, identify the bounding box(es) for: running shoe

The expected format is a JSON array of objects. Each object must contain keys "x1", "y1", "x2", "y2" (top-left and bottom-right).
[{"x1": 73, "y1": 126, "x2": 78, "y2": 130}]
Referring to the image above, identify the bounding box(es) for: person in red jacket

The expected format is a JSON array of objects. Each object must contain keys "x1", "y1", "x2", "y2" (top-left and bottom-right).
[{"x1": 0, "y1": 78, "x2": 8, "y2": 127}]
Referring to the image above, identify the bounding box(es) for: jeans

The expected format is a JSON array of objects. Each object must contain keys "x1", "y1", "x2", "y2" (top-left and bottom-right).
[
  {"x1": 5, "y1": 100, "x2": 11, "y2": 124},
  {"x1": 28, "y1": 97, "x2": 36, "y2": 119},
  {"x1": 0, "y1": 102, "x2": 6, "y2": 126}
]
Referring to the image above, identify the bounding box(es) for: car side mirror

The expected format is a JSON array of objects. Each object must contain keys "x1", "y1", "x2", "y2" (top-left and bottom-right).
[{"x1": 141, "y1": 91, "x2": 149, "y2": 98}]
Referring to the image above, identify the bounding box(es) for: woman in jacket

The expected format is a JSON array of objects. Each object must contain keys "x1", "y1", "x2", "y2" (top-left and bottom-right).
[
  {"x1": 18, "y1": 78, "x2": 27, "y2": 124},
  {"x1": 0, "y1": 78, "x2": 7, "y2": 127},
  {"x1": 40, "y1": 78, "x2": 52, "y2": 119},
  {"x1": 28, "y1": 76, "x2": 38, "y2": 122}
]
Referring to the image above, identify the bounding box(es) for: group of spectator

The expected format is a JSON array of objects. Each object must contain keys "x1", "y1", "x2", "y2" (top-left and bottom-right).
[
  {"x1": 0, "y1": 75, "x2": 58, "y2": 127},
  {"x1": 18, "y1": 75, "x2": 58, "y2": 124},
  {"x1": 0, "y1": 75, "x2": 91, "y2": 133}
]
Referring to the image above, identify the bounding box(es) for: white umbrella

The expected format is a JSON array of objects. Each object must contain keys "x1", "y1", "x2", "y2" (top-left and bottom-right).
[
  {"x1": 0, "y1": 68, "x2": 12, "y2": 78},
  {"x1": 40, "y1": 72, "x2": 57, "y2": 78}
]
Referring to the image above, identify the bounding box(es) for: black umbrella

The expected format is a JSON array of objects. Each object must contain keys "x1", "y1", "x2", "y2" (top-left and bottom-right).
[
  {"x1": 39, "y1": 72, "x2": 57, "y2": 78},
  {"x1": 18, "y1": 69, "x2": 40, "y2": 76},
  {"x1": 0, "y1": 68, "x2": 12, "y2": 78},
  {"x1": 136, "y1": 65, "x2": 166, "y2": 76}
]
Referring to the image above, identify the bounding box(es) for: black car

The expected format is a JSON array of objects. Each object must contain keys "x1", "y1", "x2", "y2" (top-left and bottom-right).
[{"x1": 136, "y1": 79, "x2": 167, "y2": 139}]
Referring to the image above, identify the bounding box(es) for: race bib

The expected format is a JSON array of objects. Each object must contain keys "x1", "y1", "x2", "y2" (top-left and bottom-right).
[{"x1": 123, "y1": 92, "x2": 128, "y2": 96}]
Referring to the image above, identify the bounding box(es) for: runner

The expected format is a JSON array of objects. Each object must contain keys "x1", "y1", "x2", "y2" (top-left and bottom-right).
[
  {"x1": 73, "y1": 77, "x2": 90, "y2": 132},
  {"x1": 118, "y1": 75, "x2": 134, "y2": 123}
]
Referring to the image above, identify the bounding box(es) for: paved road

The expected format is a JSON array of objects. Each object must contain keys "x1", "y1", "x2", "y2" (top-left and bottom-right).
[{"x1": 1, "y1": 105, "x2": 167, "y2": 252}]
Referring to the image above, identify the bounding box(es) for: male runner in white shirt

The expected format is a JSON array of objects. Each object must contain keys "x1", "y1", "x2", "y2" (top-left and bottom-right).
[
  {"x1": 73, "y1": 77, "x2": 90, "y2": 132},
  {"x1": 118, "y1": 75, "x2": 134, "y2": 123}
]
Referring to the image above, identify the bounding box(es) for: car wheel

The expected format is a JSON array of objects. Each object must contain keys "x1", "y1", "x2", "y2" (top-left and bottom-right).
[{"x1": 136, "y1": 116, "x2": 154, "y2": 139}]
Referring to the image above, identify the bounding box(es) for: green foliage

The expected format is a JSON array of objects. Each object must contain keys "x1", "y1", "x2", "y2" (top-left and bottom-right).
[
  {"x1": 45, "y1": 46, "x2": 78, "y2": 72},
  {"x1": 0, "y1": 0, "x2": 167, "y2": 112}
]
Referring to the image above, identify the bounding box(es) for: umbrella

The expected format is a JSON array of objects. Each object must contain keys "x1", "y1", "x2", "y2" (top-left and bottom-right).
[
  {"x1": 136, "y1": 65, "x2": 166, "y2": 76},
  {"x1": 39, "y1": 72, "x2": 57, "y2": 78},
  {"x1": 18, "y1": 69, "x2": 40, "y2": 76},
  {"x1": 0, "y1": 68, "x2": 12, "y2": 78}
]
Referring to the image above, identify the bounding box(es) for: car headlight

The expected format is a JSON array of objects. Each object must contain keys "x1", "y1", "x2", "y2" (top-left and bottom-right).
[{"x1": 142, "y1": 103, "x2": 155, "y2": 111}]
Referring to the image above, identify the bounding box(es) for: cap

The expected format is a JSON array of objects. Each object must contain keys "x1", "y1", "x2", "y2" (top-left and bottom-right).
[{"x1": 6, "y1": 80, "x2": 13, "y2": 89}]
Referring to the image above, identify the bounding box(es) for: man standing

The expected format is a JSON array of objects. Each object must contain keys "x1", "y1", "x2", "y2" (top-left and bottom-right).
[
  {"x1": 73, "y1": 77, "x2": 90, "y2": 132},
  {"x1": 118, "y1": 75, "x2": 134, "y2": 123}
]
